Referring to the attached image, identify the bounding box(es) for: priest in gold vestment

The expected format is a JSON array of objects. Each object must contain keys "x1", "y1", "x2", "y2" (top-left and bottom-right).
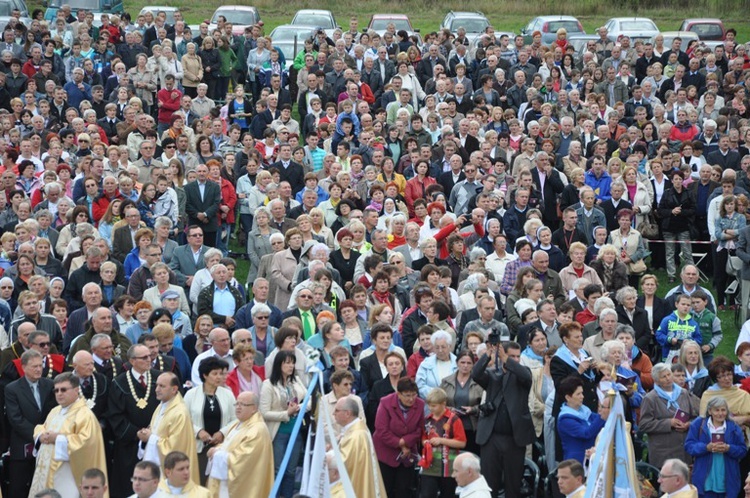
[
  {"x1": 207, "y1": 392, "x2": 274, "y2": 498},
  {"x1": 334, "y1": 396, "x2": 387, "y2": 498},
  {"x1": 28, "y1": 372, "x2": 108, "y2": 498},
  {"x1": 138, "y1": 372, "x2": 199, "y2": 485},
  {"x1": 157, "y1": 451, "x2": 212, "y2": 497}
]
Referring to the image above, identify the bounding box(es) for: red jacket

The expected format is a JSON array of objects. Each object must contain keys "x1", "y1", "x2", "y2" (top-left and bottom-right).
[
  {"x1": 225, "y1": 365, "x2": 265, "y2": 397},
  {"x1": 373, "y1": 391, "x2": 425, "y2": 468},
  {"x1": 92, "y1": 191, "x2": 123, "y2": 224},
  {"x1": 404, "y1": 176, "x2": 437, "y2": 217},
  {"x1": 218, "y1": 178, "x2": 237, "y2": 225},
  {"x1": 22, "y1": 60, "x2": 40, "y2": 79},
  {"x1": 157, "y1": 87, "x2": 183, "y2": 124}
]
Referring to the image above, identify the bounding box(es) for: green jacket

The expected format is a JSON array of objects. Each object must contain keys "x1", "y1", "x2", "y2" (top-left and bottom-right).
[
  {"x1": 293, "y1": 49, "x2": 318, "y2": 70},
  {"x1": 218, "y1": 48, "x2": 237, "y2": 77}
]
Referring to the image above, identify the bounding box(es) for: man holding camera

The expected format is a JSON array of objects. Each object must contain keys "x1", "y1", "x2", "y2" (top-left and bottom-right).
[{"x1": 471, "y1": 341, "x2": 534, "y2": 498}]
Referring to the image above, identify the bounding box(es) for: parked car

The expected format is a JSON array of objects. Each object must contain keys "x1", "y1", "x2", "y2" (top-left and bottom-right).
[
  {"x1": 0, "y1": 0, "x2": 30, "y2": 26},
  {"x1": 567, "y1": 33, "x2": 600, "y2": 57},
  {"x1": 138, "y1": 6, "x2": 179, "y2": 25},
  {"x1": 521, "y1": 15, "x2": 584, "y2": 45},
  {"x1": 679, "y1": 18, "x2": 726, "y2": 41},
  {"x1": 603, "y1": 17, "x2": 660, "y2": 43},
  {"x1": 291, "y1": 9, "x2": 338, "y2": 39},
  {"x1": 208, "y1": 6, "x2": 261, "y2": 35},
  {"x1": 441, "y1": 11, "x2": 490, "y2": 44},
  {"x1": 651, "y1": 31, "x2": 700, "y2": 52},
  {"x1": 366, "y1": 13, "x2": 418, "y2": 36},
  {"x1": 269, "y1": 25, "x2": 316, "y2": 69},
  {"x1": 44, "y1": 0, "x2": 120, "y2": 22}
]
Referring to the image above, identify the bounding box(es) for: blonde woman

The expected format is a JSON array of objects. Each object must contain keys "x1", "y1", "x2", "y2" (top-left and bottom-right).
[{"x1": 181, "y1": 42, "x2": 203, "y2": 98}]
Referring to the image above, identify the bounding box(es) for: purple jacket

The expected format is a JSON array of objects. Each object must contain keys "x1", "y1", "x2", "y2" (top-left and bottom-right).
[{"x1": 373, "y1": 391, "x2": 425, "y2": 468}]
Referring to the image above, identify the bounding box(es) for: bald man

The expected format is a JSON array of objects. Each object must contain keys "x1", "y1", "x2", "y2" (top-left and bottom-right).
[{"x1": 72, "y1": 350, "x2": 109, "y2": 419}]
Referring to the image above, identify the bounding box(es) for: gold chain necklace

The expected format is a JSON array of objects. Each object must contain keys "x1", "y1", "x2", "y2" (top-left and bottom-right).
[{"x1": 127, "y1": 370, "x2": 151, "y2": 409}]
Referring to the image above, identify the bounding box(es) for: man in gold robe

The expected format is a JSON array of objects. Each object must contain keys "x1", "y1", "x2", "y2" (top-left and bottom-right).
[
  {"x1": 334, "y1": 396, "x2": 387, "y2": 498},
  {"x1": 29, "y1": 372, "x2": 108, "y2": 498},
  {"x1": 206, "y1": 392, "x2": 274, "y2": 498},
  {"x1": 138, "y1": 372, "x2": 199, "y2": 485},
  {"x1": 157, "y1": 451, "x2": 211, "y2": 497},
  {"x1": 556, "y1": 459, "x2": 586, "y2": 498},
  {"x1": 659, "y1": 459, "x2": 698, "y2": 498}
]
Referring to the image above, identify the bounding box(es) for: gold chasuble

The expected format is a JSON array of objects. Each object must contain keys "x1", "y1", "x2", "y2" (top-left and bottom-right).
[
  {"x1": 144, "y1": 393, "x2": 200, "y2": 484},
  {"x1": 207, "y1": 411, "x2": 274, "y2": 498},
  {"x1": 29, "y1": 398, "x2": 107, "y2": 498},
  {"x1": 157, "y1": 479, "x2": 212, "y2": 497},
  {"x1": 339, "y1": 418, "x2": 387, "y2": 498}
]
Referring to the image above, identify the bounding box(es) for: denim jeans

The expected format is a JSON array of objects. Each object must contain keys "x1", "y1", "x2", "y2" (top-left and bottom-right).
[
  {"x1": 663, "y1": 230, "x2": 693, "y2": 277},
  {"x1": 272, "y1": 431, "x2": 304, "y2": 498}
]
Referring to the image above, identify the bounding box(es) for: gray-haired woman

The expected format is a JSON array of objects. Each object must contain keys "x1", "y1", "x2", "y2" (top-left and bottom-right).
[{"x1": 639, "y1": 362, "x2": 700, "y2": 469}]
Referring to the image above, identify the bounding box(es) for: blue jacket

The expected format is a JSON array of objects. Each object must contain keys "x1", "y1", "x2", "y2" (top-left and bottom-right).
[
  {"x1": 557, "y1": 404, "x2": 606, "y2": 463},
  {"x1": 123, "y1": 246, "x2": 143, "y2": 282},
  {"x1": 416, "y1": 353, "x2": 457, "y2": 399},
  {"x1": 584, "y1": 170, "x2": 612, "y2": 202},
  {"x1": 655, "y1": 311, "x2": 701, "y2": 360},
  {"x1": 685, "y1": 416, "x2": 747, "y2": 498}
]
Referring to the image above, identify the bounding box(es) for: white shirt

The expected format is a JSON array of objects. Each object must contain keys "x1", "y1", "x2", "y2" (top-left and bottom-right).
[
  {"x1": 566, "y1": 485, "x2": 586, "y2": 498},
  {"x1": 667, "y1": 484, "x2": 693, "y2": 497},
  {"x1": 190, "y1": 348, "x2": 235, "y2": 385}
]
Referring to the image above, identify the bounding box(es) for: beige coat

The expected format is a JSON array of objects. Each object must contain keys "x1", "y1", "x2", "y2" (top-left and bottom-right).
[{"x1": 259, "y1": 378, "x2": 308, "y2": 439}]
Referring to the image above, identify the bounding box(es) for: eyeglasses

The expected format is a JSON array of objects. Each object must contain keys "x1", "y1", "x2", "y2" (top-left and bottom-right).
[
  {"x1": 189, "y1": 233, "x2": 203, "y2": 238},
  {"x1": 165, "y1": 145, "x2": 176, "y2": 149},
  {"x1": 0, "y1": 286, "x2": 12, "y2": 289},
  {"x1": 54, "y1": 386, "x2": 75, "y2": 393},
  {"x1": 659, "y1": 475, "x2": 678, "y2": 479},
  {"x1": 34, "y1": 342, "x2": 50, "y2": 347},
  {"x1": 255, "y1": 315, "x2": 269, "y2": 319},
  {"x1": 299, "y1": 294, "x2": 313, "y2": 299}
]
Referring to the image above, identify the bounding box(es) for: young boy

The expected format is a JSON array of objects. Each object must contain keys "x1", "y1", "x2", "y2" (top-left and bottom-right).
[
  {"x1": 656, "y1": 293, "x2": 701, "y2": 362},
  {"x1": 691, "y1": 290, "x2": 722, "y2": 365}
]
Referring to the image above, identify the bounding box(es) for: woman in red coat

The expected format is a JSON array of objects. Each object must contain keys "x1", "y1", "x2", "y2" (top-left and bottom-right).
[
  {"x1": 225, "y1": 343, "x2": 265, "y2": 398},
  {"x1": 404, "y1": 159, "x2": 436, "y2": 217},
  {"x1": 374, "y1": 377, "x2": 425, "y2": 498},
  {"x1": 208, "y1": 160, "x2": 236, "y2": 251}
]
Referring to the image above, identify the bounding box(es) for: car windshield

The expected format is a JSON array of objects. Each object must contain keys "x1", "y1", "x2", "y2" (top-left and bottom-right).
[
  {"x1": 0, "y1": 3, "x2": 11, "y2": 15},
  {"x1": 691, "y1": 24, "x2": 723, "y2": 39},
  {"x1": 371, "y1": 19, "x2": 411, "y2": 32},
  {"x1": 620, "y1": 20, "x2": 657, "y2": 31},
  {"x1": 293, "y1": 14, "x2": 334, "y2": 29},
  {"x1": 271, "y1": 28, "x2": 313, "y2": 42},
  {"x1": 548, "y1": 21, "x2": 582, "y2": 33},
  {"x1": 451, "y1": 19, "x2": 488, "y2": 33},
  {"x1": 212, "y1": 10, "x2": 256, "y2": 25}
]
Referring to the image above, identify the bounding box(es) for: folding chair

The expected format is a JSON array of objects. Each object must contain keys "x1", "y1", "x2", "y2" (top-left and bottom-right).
[{"x1": 691, "y1": 252, "x2": 710, "y2": 282}]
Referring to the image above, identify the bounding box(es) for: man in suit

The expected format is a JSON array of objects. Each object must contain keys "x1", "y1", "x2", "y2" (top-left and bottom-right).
[
  {"x1": 112, "y1": 205, "x2": 145, "y2": 262},
  {"x1": 71, "y1": 350, "x2": 109, "y2": 421},
  {"x1": 97, "y1": 103, "x2": 120, "y2": 142},
  {"x1": 472, "y1": 341, "x2": 533, "y2": 498},
  {"x1": 374, "y1": 47, "x2": 395, "y2": 88},
  {"x1": 416, "y1": 44, "x2": 447, "y2": 87},
  {"x1": 689, "y1": 164, "x2": 720, "y2": 243},
  {"x1": 517, "y1": 300, "x2": 562, "y2": 349},
  {"x1": 168, "y1": 225, "x2": 209, "y2": 288},
  {"x1": 267, "y1": 199, "x2": 297, "y2": 235},
  {"x1": 235, "y1": 278, "x2": 283, "y2": 329},
  {"x1": 184, "y1": 164, "x2": 222, "y2": 247},
  {"x1": 707, "y1": 135, "x2": 741, "y2": 172},
  {"x1": 297, "y1": 72, "x2": 327, "y2": 123},
  {"x1": 271, "y1": 143, "x2": 305, "y2": 195},
  {"x1": 270, "y1": 73, "x2": 292, "y2": 108},
  {"x1": 361, "y1": 58, "x2": 383, "y2": 104},
  {"x1": 5, "y1": 350, "x2": 56, "y2": 497},
  {"x1": 91, "y1": 333, "x2": 125, "y2": 384},
  {"x1": 530, "y1": 152, "x2": 565, "y2": 229},
  {"x1": 281, "y1": 290, "x2": 319, "y2": 341},
  {"x1": 0, "y1": 321, "x2": 36, "y2": 372}
]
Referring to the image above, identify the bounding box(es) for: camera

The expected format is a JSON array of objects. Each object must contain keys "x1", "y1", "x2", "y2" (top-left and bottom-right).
[
  {"x1": 487, "y1": 327, "x2": 502, "y2": 346},
  {"x1": 478, "y1": 401, "x2": 496, "y2": 416},
  {"x1": 438, "y1": 283, "x2": 446, "y2": 291}
]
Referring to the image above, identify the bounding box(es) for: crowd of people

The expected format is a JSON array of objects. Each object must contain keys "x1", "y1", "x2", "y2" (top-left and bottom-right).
[{"x1": 2, "y1": 4, "x2": 750, "y2": 498}]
